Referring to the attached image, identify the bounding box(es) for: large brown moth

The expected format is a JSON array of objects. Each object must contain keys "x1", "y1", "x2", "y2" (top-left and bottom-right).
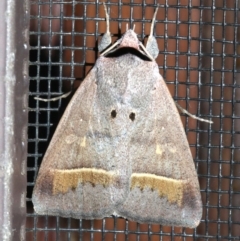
[{"x1": 32, "y1": 5, "x2": 202, "y2": 228}]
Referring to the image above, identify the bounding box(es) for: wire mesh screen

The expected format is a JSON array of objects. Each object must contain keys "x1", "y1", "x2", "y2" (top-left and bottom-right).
[{"x1": 27, "y1": 0, "x2": 240, "y2": 240}]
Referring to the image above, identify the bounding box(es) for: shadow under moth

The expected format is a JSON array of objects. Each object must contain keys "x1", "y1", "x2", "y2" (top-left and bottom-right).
[{"x1": 32, "y1": 5, "x2": 202, "y2": 228}]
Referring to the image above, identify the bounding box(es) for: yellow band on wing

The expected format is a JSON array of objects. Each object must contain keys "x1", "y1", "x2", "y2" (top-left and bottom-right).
[
  {"x1": 52, "y1": 168, "x2": 115, "y2": 195},
  {"x1": 131, "y1": 173, "x2": 185, "y2": 206}
]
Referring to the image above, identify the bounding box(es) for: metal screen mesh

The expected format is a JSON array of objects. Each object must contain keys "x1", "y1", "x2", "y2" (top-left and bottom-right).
[{"x1": 26, "y1": 0, "x2": 240, "y2": 240}]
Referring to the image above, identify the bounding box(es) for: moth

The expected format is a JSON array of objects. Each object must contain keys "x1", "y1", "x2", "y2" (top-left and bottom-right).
[{"x1": 32, "y1": 5, "x2": 202, "y2": 228}]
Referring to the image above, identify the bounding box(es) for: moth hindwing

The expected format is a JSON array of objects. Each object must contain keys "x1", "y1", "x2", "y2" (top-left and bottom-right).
[{"x1": 32, "y1": 5, "x2": 202, "y2": 228}]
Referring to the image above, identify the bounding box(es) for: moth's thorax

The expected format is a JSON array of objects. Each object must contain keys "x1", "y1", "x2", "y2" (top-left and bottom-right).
[
  {"x1": 96, "y1": 54, "x2": 159, "y2": 107},
  {"x1": 119, "y1": 30, "x2": 140, "y2": 50}
]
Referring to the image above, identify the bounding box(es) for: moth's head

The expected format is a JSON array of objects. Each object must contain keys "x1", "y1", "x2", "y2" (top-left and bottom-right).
[
  {"x1": 100, "y1": 28, "x2": 155, "y2": 61},
  {"x1": 118, "y1": 29, "x2": 140, "y2": 51},
  {"x1": 99, "y1": 4, "x2": 159, "y2": 61}
]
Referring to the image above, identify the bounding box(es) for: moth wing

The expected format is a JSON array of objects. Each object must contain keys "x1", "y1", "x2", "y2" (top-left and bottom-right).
[
  {"x1": 32, "y1": 66, "x2": 124, "y2": 219},
  {"x1": 116, "y1": 65, "x2": 202, "y2": 228}
]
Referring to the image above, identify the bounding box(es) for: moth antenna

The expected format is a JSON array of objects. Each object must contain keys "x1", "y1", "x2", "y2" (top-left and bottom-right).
[
  {"x1": 133, "y1": 24, "x2": 136, "y2": 31},
  {"x1": 126, "y1": 23, "x2": 129, "y2": 31},
  {"x1": 103, "y1": 2, "x2": 110, "y2": 34},
  {"x1": 98, "y1": 2, "x2": 112, "y2": 53},
  {"x1": 145, "y1": 6, "x2": 159, "y2": 60},
  {"x1": 149, "y1": 6, "x2": 159, "y2": 38},
  {"x1": 175, "y1": 102, "x2": 213, "y2": 124}
]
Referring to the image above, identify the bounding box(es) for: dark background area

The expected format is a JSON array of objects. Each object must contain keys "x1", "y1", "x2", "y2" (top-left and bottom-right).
[{"x1": 26, "y1": 0, "x2": 240, "y2": 240}]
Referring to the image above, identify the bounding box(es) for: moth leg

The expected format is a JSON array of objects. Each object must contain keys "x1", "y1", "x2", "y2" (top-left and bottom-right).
[
  {"x1": 98, "y1": 3, "x2": 112, "y2": 52},
  {"x1": 175, "y1": 102, "x2": 213, "y2": 124},
  {"x1": 145, "y1": 6, "x2": 159, "y2": 59},
  {"x1": 34, "y1": 91, "x2": 71, "y2": 102}
]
